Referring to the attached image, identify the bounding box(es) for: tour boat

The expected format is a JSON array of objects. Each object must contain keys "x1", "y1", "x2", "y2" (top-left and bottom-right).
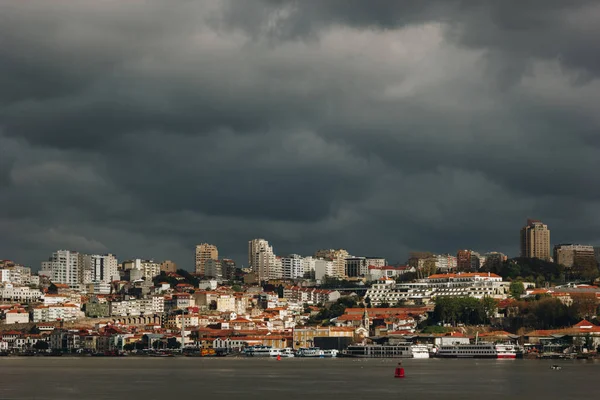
[
  {"x1": 495, "y1": 343, "x2": 517, "y2": 359},
  {"x1": 279, "y1": 348, "x2": 295, "y2": 357},
  {"x1": 410, "y1": 344, "x2": 430, "y2": 359},
  {"x1": 297, "y1": 347, "x2": 324, "y2": 357},
  {"x1": 245, "y1": 345, "x2": 275, "y2": 357},
  {"x1": 341, "y1": 343, "x2": 414, "y2": 358},
  {"x1": 436, "y1": 342, "x2": 498, "y2": 358}
]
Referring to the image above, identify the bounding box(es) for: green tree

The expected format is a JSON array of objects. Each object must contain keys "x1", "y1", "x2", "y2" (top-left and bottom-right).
[
  {"x1": 481, "y1": 296, "x2": 498, "y2": 323},
  {"x1": 509, "y1": 281, "x2": 525, "y2": 299},
  {"x1": 33, "y1": 341, "x2": 49, "y2": 350},
  {"x1": 232, "y1": 284, "x2": 242, "y2": 292},
  {"x1": 167, "y1": 337, "x2": 182, "y2": 349}
]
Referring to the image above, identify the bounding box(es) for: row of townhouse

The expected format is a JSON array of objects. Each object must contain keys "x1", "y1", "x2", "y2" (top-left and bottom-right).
[
  {"x1": 283, "y1": 286, "x2": 341, "y2": 304},
  {"x1": 32, "y1": 303, "x2": 82, "y2": 322},
  {"x1": 109, "y1": 296, "x2": 165, "y2": 317},
  {"x1": 0, "y1": 283, "x2": 43, "y2": 303}
]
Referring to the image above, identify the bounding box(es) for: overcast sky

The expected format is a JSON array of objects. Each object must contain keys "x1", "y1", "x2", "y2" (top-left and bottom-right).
[{"x1": 2, "y1": 1, "x2": 600, "y2": 270}]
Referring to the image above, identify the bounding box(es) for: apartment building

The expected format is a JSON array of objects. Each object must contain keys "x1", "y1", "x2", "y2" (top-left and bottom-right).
[
  {"x1": 314, "y1": 249, "x2": 349, "y2": 279},
  {"x1": 554, "y1": 244, "x2": 596, "y2": 269},
  {"x1": 345, "y1": 257, "x2": 386, "y2": 277},
  {"x1": 248, "y1": 239, "x2": 282, "y2": 281},
  {"x1": 0, "y1": 283, "x2": 42, "y2": 303},
  {"x1": 195, "y1": 243, "x2": 218, "y2": 275},
  {"x1": 520, "y1": 219, "x2": 551, "y2": 261},
  {"x1": 281, "y1": 254, "x2": 305, "y2": 279}
]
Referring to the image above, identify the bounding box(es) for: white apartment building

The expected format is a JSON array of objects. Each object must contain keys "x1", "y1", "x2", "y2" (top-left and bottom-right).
[
  {"x1": 281, "y1": 254, "x2": 305, "y2": 279},
  {"x1": 0, "y1": 269, "x2": 9, "y2": 282},
  {"x1": 248, "y1": 239, "x2": 282, "y2": 281},
  {"x1": 122, "y1": 259, "x2": 161, "y2": 280},
  {"x1": 302, "y1": 257, "x2": 316, "y2": 275},
  {"x1": 109, "y1": 296, "x2": 164, "y2": 317},
  {"x1": 32, "y1": 304, "x2": 81, "y2": 322},
  {"x1": 0, "y1": 283, "x2": 43, "y2": 303},
  {"x1": 0, "y1": 265, "x2": 32, "y2": 285},
  {"x1": 90, "y1": 254, "x2": 119, "y2": 284},
  {"x1": 44, "y1": 250, "x2": 81, "y2": 287}
]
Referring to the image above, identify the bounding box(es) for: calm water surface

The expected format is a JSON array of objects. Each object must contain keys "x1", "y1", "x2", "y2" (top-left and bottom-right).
[{"x1": 0, "y1": 357, "x2": 597, "y2": 400}]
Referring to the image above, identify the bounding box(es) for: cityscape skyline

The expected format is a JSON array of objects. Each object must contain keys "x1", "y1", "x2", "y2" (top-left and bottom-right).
[{"x1": 5, "y1": 218, "x2": 600, "y2": 274}]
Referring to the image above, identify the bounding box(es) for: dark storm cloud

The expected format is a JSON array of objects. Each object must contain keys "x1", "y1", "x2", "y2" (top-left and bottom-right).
[{"x1": 1, "y1": 0, "x2": 600, "y2": 269}]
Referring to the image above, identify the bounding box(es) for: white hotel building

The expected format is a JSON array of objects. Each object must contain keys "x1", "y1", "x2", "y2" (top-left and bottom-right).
[{"x1": 365, "y1": 272, "x2": 509, "y2": 306}]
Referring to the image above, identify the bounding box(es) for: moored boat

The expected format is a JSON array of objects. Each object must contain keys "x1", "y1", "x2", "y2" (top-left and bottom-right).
[
  {"x1": 495, "y1": 343, "x2": 517, "y2": 359},
  {"x1": 297, "y1": 347, "x2": 324, "y2": 357},
  {"x1": 411, "y1": 344, "x2": 430, "y2": 359},
  {"x1": 341, "y1": 343, "x2": 413, "y2": 358},
  {"x1": 436, "y1": 342, "x2": 497, "y2": 359}
]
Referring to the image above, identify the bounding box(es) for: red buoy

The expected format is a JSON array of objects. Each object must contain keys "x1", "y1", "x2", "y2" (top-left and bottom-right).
[
  {"x1": 394, "y1": 367, "x2": 405, "y2": 378},
  {"x1": 277, "y1": 354, "x2": 281, "y2": 361}
]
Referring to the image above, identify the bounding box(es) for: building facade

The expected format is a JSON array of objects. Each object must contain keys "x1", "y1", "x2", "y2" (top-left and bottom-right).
[
  {"x1": 281, "y1": 254, "x2": 304, "y2": 279},
  {"x1": 195, "y1": 243, "x2": 219, "y2": 275},
  {"x1": 248, "y1": 239, "x2": 282, "y2": 281},
  {"x1": 520, "y1": 219, "x2": 551, "y2": 261},
  {"x1": 554, "y1": 244, "x2": 596, "y2": 269},
  {"x1": 314, "y1": 249, "x2": 349, "y2": 279}
]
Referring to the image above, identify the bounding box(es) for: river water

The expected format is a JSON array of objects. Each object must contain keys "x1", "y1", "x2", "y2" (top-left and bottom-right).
[{"x1": 0, "y1": 357, "x2": 596, "y2": 400}]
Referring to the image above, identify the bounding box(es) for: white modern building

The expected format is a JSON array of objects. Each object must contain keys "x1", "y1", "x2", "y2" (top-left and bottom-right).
[
  {"x1": 43, "y1": 250, "x2": 81, "y2": 287},
  {"x1": 365, "y1": 272, "x2": 508, "y2": 306},
  {"x1": 90, "y1": 254, "x2": 119, "y2": 284},
  {"x1": 281, "y1": 254, "x2": 305, "y2": 279},
  {"x1": 248, "y1": 239, "x2": 282, "y2": 281},
  {"x1": 32, "y1": 304, "x2": 81, "y2": 322}
]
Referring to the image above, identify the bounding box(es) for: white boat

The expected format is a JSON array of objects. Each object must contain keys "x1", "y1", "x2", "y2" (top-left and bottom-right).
[
  {"x1": 245, "y1": 345, "x2": 274, "y2": 357},
  {"x1": 495, "y1": 343, "x2": 517, "y2": 359},
  {"x1": 297, "y1": 347, "x2": 324, "y2": 357},
  {"x1": 342, "y1": 343, "x2": 413, "y2": 358},
  {"x1": 322, "y1": 349, "x2": 338, "y2": 358},
  {"x1": 280, "y1": 348, "x2": 295, "y2": 358},
  {"x1": 436, "y1": 342, "x2": 498, "y2": 358},
  {"x1": 410, "y1": 344, "x2": 430, "y2": 359}
]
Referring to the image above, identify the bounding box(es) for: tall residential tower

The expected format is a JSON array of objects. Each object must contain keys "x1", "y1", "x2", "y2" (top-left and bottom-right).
[
  {"x1": 520, "y1": 219, "x2": 551, "y2": 261},
  {"x1": 195, "y1": 243, "x2": 218, "y2": 275}
]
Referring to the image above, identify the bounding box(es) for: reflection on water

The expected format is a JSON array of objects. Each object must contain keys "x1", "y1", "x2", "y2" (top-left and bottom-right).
[{"x1": 0, "y1": 358, "x2": 596, "y2": 400}]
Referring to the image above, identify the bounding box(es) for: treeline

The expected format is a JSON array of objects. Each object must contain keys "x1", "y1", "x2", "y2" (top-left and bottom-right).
[
  {"x1": 482, "y1": 258, "x2": 567, "y2": 286},
  {"x1": 432, "y1": 296, "x2": 498, "y2": 325},
  {"x1": 506, "y1": 293, "x2": 599, "y2": 331}
]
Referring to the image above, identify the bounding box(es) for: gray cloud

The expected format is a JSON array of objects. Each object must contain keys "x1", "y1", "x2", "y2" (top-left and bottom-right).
[{"x1": 1, "y1": 0, "x2": 599, "y2": 270}]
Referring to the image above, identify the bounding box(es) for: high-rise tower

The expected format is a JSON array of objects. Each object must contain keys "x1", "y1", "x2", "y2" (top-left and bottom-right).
[{"x1": 520, "y1": 219, "x2": 551, "y2": 261}]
